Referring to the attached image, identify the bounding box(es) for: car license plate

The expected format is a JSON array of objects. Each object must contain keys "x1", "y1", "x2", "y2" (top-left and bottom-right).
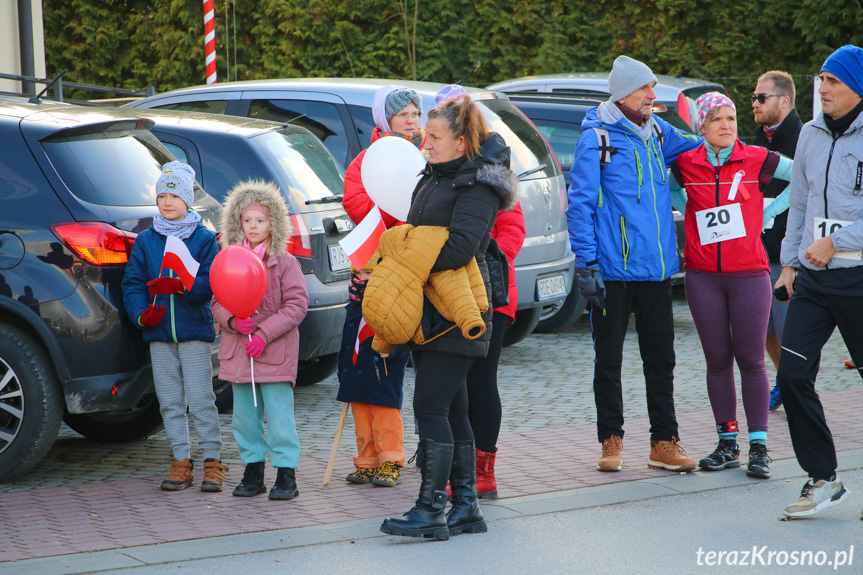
[
  {"x1": 328, "y1": 244, "x2": 351, "y2": 272},
  {"x1": 536, "y1": 275, "x2": 567, "y2": 301}
]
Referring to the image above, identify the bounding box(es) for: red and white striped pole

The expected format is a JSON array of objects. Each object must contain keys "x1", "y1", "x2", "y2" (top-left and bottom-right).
[{"x1": 203, "y1": 0, "x2": 217, "y2": 84}]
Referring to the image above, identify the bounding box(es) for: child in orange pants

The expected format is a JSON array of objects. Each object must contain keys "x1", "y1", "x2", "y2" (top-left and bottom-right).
[{"x1": 336, "y1": 255, "x2": 410, "y2": 486}]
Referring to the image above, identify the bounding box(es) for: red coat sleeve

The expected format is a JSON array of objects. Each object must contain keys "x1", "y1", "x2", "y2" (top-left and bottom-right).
[
  {"x1": 491, "y1": 201, "x2": 525, "y2": 319},
  {"x1": 343, "y1": 149, "x2": 402, "y2": 228}
]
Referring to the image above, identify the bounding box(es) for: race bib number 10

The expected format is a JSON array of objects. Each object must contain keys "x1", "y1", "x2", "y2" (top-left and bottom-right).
[
  {"x1": 696, "y1": 203, "x2": 746, "y2": 246},
  {"x1": 814, "y1": 217, "x2": 863, "y2": 261}
]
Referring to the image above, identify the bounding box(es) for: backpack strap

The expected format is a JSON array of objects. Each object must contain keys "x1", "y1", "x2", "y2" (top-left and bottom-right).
[
  {"x1": 594, "y1": 127, "x2": 616, "y2": 170},
  {"x1": 651, "y1": 119, "x2": 664, "y2": 149}
]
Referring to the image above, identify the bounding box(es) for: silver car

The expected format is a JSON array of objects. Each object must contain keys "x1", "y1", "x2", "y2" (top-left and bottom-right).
[
  {"x1": 487, "y1": 72, "x2": 726, "y2": 134},
  {"x1": 127, "y1": 79, "x2": 575, "y2": 345}
]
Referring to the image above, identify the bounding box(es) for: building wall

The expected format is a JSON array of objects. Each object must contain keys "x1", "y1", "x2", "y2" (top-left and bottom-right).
[{"x1": 0, "y1": 1, "x2": 47, "y2": 95}]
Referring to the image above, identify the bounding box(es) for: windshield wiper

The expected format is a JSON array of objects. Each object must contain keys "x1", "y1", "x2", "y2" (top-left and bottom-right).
[
  {"x1": 305, "y1": 195, "x2": 343, "y2": 205},
  {"x1": 518, "y1": 164, "x2": 547, "y2": 180}
]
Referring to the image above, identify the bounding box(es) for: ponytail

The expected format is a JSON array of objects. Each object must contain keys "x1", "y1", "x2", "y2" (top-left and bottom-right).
[{"x1": 427, "y1": 97, "x2": 489, "y2": 159}]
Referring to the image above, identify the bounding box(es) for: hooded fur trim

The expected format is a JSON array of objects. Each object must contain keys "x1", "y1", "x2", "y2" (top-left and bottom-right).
[
  {"x1": 220, "y1": 179, "x2": 292, "y2": 257},
  {"x1": 476, "y1": 164, "x2": 520, "y2": 212}
]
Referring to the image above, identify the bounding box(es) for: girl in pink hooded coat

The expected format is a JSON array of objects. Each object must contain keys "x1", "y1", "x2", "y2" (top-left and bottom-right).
[{"x1": 212, "y1": 179, "x2": 309, "y2": 500}]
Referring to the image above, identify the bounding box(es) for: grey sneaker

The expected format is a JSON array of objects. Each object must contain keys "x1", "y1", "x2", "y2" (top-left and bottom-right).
[{"x1": 783, "y1": 478, "x2": 849, "y2": 518}]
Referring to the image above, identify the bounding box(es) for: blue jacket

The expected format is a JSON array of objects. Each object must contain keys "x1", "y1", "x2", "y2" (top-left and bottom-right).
[
  {"x1": 567, "y1": 108, "x2": 701, "y2": 281},
  {"x1": 122, "y1": 224, "x2": 219, "y2": 343},
  {"x1": 336, "y1": 301, "x2": 408, "y2": 409}
]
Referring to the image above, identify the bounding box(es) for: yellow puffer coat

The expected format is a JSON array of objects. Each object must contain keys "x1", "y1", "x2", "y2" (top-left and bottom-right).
[{"x1": 363, "y1": 225, "x2": 488, "y2": 353}]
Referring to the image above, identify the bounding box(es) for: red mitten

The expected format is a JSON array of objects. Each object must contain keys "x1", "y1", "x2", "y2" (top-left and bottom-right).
[
  {"x1": 147, "y1": 277, "x2": 185, "y2": 295},
  {"x1": 139, "y1": 305, "x2": 165, "y2": 327},
  {"x1": 234, "y1": 317, "x2": 255, "y2": 335},
  {"x1": 245, "y1": 335, "x2": 266, "y2": 358}
]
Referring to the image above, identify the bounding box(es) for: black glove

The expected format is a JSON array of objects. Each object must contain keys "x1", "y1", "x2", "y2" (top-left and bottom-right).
[{"x1": 577, "y1": 267, "x2": 606, "y2": 310}]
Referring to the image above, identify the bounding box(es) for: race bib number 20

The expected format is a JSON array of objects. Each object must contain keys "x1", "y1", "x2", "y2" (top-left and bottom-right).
[
  {"x1": 814, "y1": 217, "x2": 863, "y2": 261},
  {"x1": 696, "y1": 203, "x2": 746, "y2": 246}
]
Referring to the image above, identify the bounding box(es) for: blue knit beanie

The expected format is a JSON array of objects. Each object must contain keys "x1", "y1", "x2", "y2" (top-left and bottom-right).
[{"x1": 821, "y1": 45, "x2": 863, "y2": 97}]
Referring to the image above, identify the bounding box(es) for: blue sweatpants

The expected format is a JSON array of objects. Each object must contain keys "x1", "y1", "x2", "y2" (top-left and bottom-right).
[{"x1": 232, "y1": 382, "x2": 300, "y2": 468}]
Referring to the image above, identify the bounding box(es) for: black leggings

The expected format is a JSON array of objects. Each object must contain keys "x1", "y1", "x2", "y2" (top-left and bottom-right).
[
  {"x1": 413, "y1": 350, "x2": 476, "y2": 444},
  {"x1": 466, "y1": 312, "x2": 508, "y2": 452}
]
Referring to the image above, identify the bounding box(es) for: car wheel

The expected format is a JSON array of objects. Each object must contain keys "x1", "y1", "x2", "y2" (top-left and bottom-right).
[
  {"x1": 295, "y1": 353, "x2": 338, "y2": 387},
  {"x1": 502, "y1": 307, "x2": 542, "y2": 347},
  {"x1": 0, "y1": 323, "x2": 63, "y2": 481},
  {"x1": 63, "y1": 393, "x2": 163, "y2": 442},
  {"x1": 534, "y1": 290, "x2": 588, "y2": 334}
]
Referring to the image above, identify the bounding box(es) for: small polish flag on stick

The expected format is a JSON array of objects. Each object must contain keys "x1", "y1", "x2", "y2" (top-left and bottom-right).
[
  {"x1": 339, "y1": 206, "x2": 386, "y2": 271},
  {"x1": 161, "y1": 236, "x2": 200, "y2": 291},
  {"x1": 353, "y1": 317, "x2": 375, "y2": 364}
]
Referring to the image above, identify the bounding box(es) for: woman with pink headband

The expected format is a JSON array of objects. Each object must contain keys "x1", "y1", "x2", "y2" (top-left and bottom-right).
[{"x1": 670, "y1": 92, "x2": 793, "y2": 480}]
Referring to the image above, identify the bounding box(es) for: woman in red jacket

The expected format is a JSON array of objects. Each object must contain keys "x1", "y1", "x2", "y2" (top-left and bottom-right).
[
  {"x1": 672, "y1": 92, "x2": 792, "y2": 481},
  {"x1": 463, "y1": 201, "x2": 524, "y2": 499},
  {"x1": 342, "y1": 86, "x2": 426, "y2": 227}
]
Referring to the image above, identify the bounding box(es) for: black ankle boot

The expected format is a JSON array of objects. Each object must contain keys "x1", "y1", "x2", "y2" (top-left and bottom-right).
[
  {"x1": 232, "y1": 462, "x2": 267, "y2": 497},
  {"x1": 269, "y1": 468, "x2": 299, "y2": 500},
  {"x1": 380, "y1": 438, "x2": 453, "y2": 541},
  {"x1": 446, "y1": 440, "x2": 487, "y2": 535}
]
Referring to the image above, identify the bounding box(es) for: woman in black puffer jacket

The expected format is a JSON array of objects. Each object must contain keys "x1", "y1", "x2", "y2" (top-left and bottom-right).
[{"x1": 380, "y1": 97, "x2": 518, "y2": 541}]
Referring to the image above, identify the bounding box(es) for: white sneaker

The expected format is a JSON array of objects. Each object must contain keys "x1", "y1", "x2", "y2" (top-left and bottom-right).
[{"x1": 783, "y1": 478, "x2": 849, "y2": 518}]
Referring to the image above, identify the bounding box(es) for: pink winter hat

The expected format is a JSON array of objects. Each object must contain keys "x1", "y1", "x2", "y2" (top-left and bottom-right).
[{"x1": 695, "y1": 92, "x2": 736, "y2": 132}]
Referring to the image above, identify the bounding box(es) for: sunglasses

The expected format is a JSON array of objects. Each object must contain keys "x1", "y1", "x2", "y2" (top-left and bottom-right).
[{"x1": 750, "y1": 93, "x2": 783, "y2": 105}]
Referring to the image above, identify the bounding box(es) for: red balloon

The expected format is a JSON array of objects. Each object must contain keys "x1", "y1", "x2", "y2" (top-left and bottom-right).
[{"x1": 210, "y1": 245, "x2": 267, "y2": 319}]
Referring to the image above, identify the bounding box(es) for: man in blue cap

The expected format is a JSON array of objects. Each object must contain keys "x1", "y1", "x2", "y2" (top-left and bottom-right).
[{"x1": 774, "y1": 45, "x2": 863, "y2": 518}]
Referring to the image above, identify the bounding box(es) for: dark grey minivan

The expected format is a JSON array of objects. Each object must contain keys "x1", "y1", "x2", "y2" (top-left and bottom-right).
[{"x1": 128, "y1": 79, "x2": 575, "y2": 344}]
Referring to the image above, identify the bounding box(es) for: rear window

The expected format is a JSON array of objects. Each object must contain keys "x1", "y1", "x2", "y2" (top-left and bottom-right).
[
  {"x1": 248, "y1": 99, "x2": 350, "y2": 167},
  {"x1": 253, "y1": 129, "x2": 345, "y2": 211},
  {"x1": 153, "y1": 100, "x2": 228, "y2": 115},
  {"x1": 42, "y1": 127, "x2": 175, "y2": 206},
  {"x1": 530, "y1": 118, "x2": 582, "y2": 172},
  {"x1": 479, "y1": 99, "x2": 560, "y2": 180}
]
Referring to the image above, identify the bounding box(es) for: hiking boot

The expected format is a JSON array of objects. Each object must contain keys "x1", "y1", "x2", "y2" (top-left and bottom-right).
[
  {"x1": 597, "y1": 436, "x2": 623, "y2": 472},
  {"x1": 232, "y1": 462, "x2": 267, "y2": 497},
  {"x1": 201, "y1": 459, "x2": 229, "y2": 492},
  {"x1": 475, "y1": 448, "x2": 498, "y2": 499},
  {"x1": 346, "y1": 467, "x2": 378, "y2": 484},
  {"x1": 269, "y1": 468, "x2": 299, "y2": 500},
  {"x1": 161, "y1": 458, "x2": 194, "y2": 491},
  {"x1": 371, "y1": 461, "x2": 402, "y2": 487},
  {"x1": 648, "y1": 438, "x2": 696, "y2": 472},
  {"x1": 769, "y1": 385, "x2": 783, "y2": 411},
  {"x1": 783, "y1": 478, "x2": 849, "y2": 518},
  {"x1": 698, "y1": 439, "x2": 740, "y2": 471},
  {"x1": 746, "y1": 442, "x2": 771, "y2": 479}
]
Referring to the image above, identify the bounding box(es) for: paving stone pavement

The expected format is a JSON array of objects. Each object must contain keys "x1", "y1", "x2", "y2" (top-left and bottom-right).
[{"x1": 1, "y1": 288, "x2": 861, "y2": 562}]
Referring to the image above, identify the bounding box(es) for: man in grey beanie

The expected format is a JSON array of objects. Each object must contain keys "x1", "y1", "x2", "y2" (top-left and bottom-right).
[{"x1": 566, "y1": 55, "x2": 701, "y2": 474}]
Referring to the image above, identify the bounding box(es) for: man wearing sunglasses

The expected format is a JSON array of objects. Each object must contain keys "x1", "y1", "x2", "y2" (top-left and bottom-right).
[
  {"x1": 751, "y1": 71, "x2": 804, "y2": 413},
  {"x1": 774, "y1": 45, "x2": 863, "y2": 519}
]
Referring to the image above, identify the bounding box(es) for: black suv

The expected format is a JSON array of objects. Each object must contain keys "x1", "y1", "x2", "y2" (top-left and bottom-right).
[
  {"x1": 0, "y1": 98, "x2": 220, "y2": 480},
  {"x1": 132, "y1": 108, "x2": 354, "y2": 386}
]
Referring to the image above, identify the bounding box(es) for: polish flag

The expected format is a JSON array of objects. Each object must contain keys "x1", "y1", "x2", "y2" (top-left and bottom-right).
[
  {"x1": 161, "y1": 235, "x2": 200, "y2": 291},
  {"x1": 339, "y1": 206, "x2": 386, "y2": 270},
  {"x1": 353, "y1": 317, "x2": 375, "y2": 364}
]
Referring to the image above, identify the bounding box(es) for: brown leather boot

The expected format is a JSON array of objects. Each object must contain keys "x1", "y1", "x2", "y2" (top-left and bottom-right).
[
  {"x1": 648, "y1": 438, "x2": 696, "y2": 472},
  {"x1": 161, "y1": 458, "x2": 194, "y2": 491},
  {"x1": 201, "y1": 459, "x2": 229, "y2": 492}
]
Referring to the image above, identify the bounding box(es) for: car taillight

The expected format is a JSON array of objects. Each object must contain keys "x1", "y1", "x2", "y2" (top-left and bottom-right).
[
  {"x1": 676, "y1": 93, "x2": 693, "y2": 131},
  {"x1": 286, "y1": 214, "x2": 312, "y2": 258},
  {"x1": 51, "y1": 222, "x2": 137, "y2": 267}
]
